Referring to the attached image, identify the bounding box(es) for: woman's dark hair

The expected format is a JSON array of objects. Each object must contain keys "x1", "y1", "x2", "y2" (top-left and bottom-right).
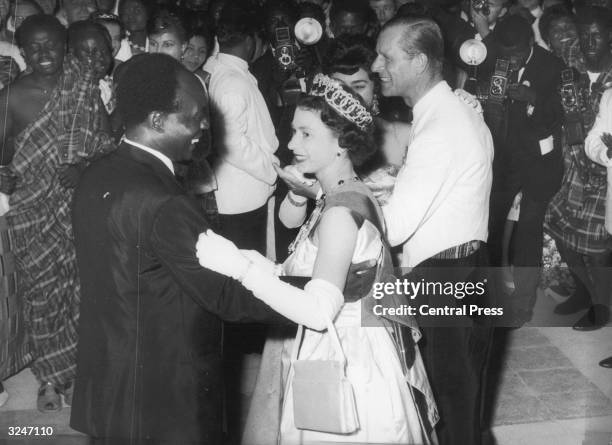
[
  {"x1": 147, "y1": 9, "x2": 188, "y2": 43},
  {"x1": 296, "y1": 89, "x2": 376, "y2": 168},
  {"x1": 322, "y1": 34, "x2": 377, "y2": 79},
  {"x1": 180, "y1": 9, "x2": 215, "y2": 53},
  {"x1": 187, "y1": 24, "x2": 214, "y2": 55},
  {"x1": 539, "y1": 4, "x2": 574, "y2": 43}
]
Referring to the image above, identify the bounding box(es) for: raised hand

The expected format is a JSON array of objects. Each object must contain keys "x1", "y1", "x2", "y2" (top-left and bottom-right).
[{"x1": 274, "y1": 163, "x2": 320, "y2": 199}]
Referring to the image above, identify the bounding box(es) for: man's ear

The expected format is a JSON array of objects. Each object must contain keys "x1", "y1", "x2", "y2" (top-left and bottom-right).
[
  {"x1": 149, "y1": 111, "x2": 165, "y2": 133},
  {"x1": 414, "y1": 52, "x2": 429, "y2": 75}
]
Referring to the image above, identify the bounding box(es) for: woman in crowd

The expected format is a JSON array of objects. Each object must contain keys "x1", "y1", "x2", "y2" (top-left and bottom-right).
[
  {"x1": 116, "y1": 0, "x2": 150, "y2": 61},
  {"x1": 147, "y1": 10, "x2": 188, "y2": 60},
  {"x1": 539, "y1": 4, "x2": 585, "y2": 71},
  {"x1": 197, "y1": 74, "x2": 437, "y2": 444},
  {"x1": 181, "y1": 23, "x2": 214, "y2": 78}
]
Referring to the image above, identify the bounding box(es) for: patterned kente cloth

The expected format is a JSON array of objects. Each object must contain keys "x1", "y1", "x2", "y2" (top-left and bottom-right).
[
  {"x1": 2, "y1": 57, "x2": 114, "y2": 386},
  {"x1": 545, "y1": 64, "x2": 612, "y2": 255},
  {"x1": 0, "y1": 55, "x2": 20, "y2": 91}
]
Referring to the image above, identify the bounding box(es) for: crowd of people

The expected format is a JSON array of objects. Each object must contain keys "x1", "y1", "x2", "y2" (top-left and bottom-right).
[{"x1": 0, "y1": 0, "x2": 610, "y2": 444}]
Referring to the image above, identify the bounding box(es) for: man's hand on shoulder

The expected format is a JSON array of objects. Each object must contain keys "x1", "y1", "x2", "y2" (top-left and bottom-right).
[{"x1": 601, "y1": 132, "x2": 612, "y2": 159}]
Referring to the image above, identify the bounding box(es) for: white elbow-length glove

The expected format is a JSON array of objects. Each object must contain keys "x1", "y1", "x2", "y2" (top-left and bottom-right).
[{"x1": 196, "y1": 230, "x2": 343, "y2": 330}]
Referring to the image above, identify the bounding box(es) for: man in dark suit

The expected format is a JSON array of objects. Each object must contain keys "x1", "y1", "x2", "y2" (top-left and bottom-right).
[
  {"x1": 70, "y1": 54, "x2": 282, "y2": 445},
  {"x1": 484, "y1": 15, "x2": 565, "y2": 323}
]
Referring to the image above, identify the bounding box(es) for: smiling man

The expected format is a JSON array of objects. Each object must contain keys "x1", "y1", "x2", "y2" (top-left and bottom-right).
[
  {"x1": 372, "y1": 15, "x2": 494, "y2": 445},
  {"x1": 68, "y1": 21, "x2": 113, "y2": 80},
  {"x1": 70, "y1": 53, "x2": 282, "y2": 444}
]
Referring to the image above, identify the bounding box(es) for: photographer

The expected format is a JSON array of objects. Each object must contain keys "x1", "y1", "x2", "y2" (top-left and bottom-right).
[
  {"x1": 251, "y1": 0, "x2": 326, "y2": 258},
  {"x1": 485, "y1": 15, "x2": 564, "y2": 324},
  {"x1": 251, "y1": 0, "x2": 301, "y2": 123}
]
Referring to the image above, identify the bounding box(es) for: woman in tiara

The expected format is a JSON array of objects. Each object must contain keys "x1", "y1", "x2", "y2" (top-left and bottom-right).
[{"x1": 197, "y1": 74, "x2": 437, "y2": 444}]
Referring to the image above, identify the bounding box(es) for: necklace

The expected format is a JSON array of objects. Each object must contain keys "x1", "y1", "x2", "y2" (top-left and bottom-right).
[
  {"x1": 321, "y1": 175, "x2": 360, "y2": 200},
  {"x1": 288, "y1": 175, "x2": 360, "y2": 255}
]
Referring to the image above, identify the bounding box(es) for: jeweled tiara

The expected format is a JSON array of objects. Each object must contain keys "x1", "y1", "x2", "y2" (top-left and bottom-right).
[{"x1": 309, "y1": 73, "x2": 373, "y2": 131}]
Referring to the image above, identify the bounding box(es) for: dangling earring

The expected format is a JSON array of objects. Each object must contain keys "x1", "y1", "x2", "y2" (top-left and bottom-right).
[{"x1": 372, "y1": 94, "x2": 380, "y2": 116}]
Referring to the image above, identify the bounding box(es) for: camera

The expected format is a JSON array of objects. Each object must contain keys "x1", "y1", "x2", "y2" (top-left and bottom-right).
[
  {"x1": 472, "y1": 0, "x2": 490, "y2": 16},
  {"x1": 273, "y1": 26, "x2": 298, "y2": 72},
  {"x1": 489, "y1": 59, "x2": 510, "y2": 102},
  {"x1": 560, "y1": 68, "x2": 585, "y2": 145},
  {"x1": 483, "y1": 59, "x2": 511, "y2": 136}
]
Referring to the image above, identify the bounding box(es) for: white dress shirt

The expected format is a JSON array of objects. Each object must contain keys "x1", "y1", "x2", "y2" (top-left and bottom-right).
[
  {"x1": 382, "y1": 81, "x2": 494, "y2": 267},
  {"x1": 203, "y1": 53, "x2": 279, "y2": 214},
  {"x1": 585, "y1": 89, "x2": 612, "y2": 235},
  {"x1": 123, "y1": 137, "x2": 175, "y2": 175}
]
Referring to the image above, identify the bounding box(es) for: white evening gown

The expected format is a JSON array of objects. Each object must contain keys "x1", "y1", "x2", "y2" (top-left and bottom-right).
[{"x1": 242, "y1": 215, "x2": 438, "y2": 445}]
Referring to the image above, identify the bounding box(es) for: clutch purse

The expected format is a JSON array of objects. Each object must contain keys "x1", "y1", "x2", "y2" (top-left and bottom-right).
[{"x1": 289, "y1": 317, "x2": 359, "y2": 434}]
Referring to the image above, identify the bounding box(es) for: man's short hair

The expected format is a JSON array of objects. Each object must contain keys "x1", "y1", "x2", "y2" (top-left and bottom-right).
[
  {"x1": 116, "y1": 54, "x2": 183, "y2": 129},
  {"x1": 216, "y1": 4, "x2": 259, "y2": 48},
  {"x1": 575, "y1": 6, "x2": 612, "y2": 30},
  {"x1": 493, "y1": 14, "x2": 533, "y2": 48},
  {"x1": 16, "y1": 14, "x2": 67, "y2": 48},
  {"x1": 382, "y1": 15, "x2": 445, "y2": 74},
  {"x1": 67, "y1": 20, "x2": 111, "y2": 50}
]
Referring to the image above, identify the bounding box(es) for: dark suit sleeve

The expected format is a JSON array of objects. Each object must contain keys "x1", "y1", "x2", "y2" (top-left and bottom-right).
[{"x1": 149, "y1": 194, "x2": 288, "y2": 325}]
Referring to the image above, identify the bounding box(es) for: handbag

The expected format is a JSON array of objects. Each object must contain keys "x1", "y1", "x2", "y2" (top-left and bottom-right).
[{"x1": 289, "y1": 316, "x2": 359, "y2": 434}]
